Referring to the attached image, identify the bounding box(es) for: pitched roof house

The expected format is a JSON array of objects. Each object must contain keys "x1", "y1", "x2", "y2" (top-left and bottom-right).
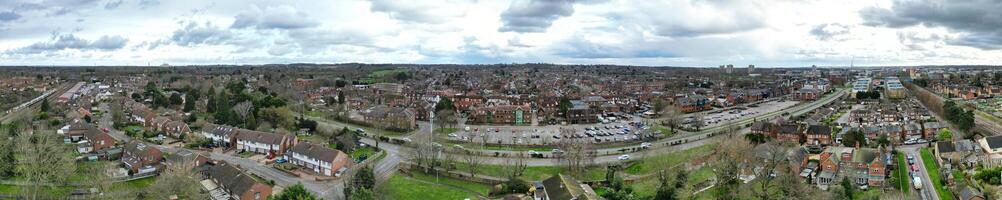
[{"x1": 285, "y1": 142, "x2": 351, "y2": 177}]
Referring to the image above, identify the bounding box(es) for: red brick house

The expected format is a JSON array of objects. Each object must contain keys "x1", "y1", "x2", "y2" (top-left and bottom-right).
[{"x1": 805, "y1": 125, "x2": 832, "y2": 146}]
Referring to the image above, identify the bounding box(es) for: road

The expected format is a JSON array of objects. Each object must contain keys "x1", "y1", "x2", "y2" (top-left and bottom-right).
[{"x1": 900, "y1": 145, "x2": 939, "y2": 200}]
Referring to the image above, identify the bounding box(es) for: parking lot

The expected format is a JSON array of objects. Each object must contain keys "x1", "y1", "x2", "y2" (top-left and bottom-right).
[
  {"x1": 444, "y1": 120, "x2": 658, "y2": 146},
  {"x1": 682, "y1": 99, "x2": 799, "y2": 128}
]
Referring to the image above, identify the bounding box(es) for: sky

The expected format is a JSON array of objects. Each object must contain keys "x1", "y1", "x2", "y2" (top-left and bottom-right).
[{"x1": 0, "y1": 0, "x2": 1001, "y2": 67}]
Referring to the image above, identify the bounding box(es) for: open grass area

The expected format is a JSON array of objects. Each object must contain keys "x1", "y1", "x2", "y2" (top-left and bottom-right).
[
  {"x1": 452, "y1": 162, "x2": 606, "y2": 181},
  {"x1": 921, "y1": 148, "x2": 953, "y2": 200},
  {"x1": 408, "y1": 171, "x2": 493, "y2": 196},
  {"x1": 369, "y1": 68, "x2": 409, "y2": 78},
  {"x1": 298, "y1": 134, "x2": 329, "y2": 145},
  {"x1": 379, "y1": 174, "x2": 479, "y2": 200},
  {"x1": 632, "y1": 166, "x2": 715, "y2": 198},
  {"x1": 890, "y1": 153, "x2": 910, "y2": 191},
  {"x1": 624, "y1": 144, "x2": 716, "y2": 175},
  {"x1": 111, "y1": 176, "x2": 156, "y2": 191},
  {"x1": 305, "y1": 111, "x2": 325, "y2": 118}
]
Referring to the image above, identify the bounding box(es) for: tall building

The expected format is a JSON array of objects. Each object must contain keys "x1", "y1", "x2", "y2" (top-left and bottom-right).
[
  {"x1": 748, "y1": 65, "x2": 755, "y2": 73},
  {"x1": 726, "y1": 64, "x2": 734, "y2": 73}
]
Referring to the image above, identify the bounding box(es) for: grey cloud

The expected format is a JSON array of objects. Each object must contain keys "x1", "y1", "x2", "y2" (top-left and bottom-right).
[
  {"x1": 231, "y1": 5, "x2": 319, "y2": 30},
  {"x1": 7, "y1": 34, "x2": 127, "y2": 54},
  {"x1": 552, "y1": 34, "x2": 677, "y2": 59},
  {"x1": 369, "y1": 0, "x2": 445, "y2": 24},
  {"x1": 0, "y1": 11, "x2": 20, "y2": 22},
  {"x1": 612, "y1": 1, "x2": 767, "y2": 38},
  {"x1": 170, "y1": 21, "x2": 232, "y2": 46},
  {"x1": 498, "y1": 0, "x2": 576, "y2": 33},
  {"x1": 810, "y1": 23, "x2": 850, "y2": 41},
  {"x1": 861, "y1": 0, "x2": 1002, "y2": 49},
  {"x1": 103, "y1": 0, "x2": 123, "y2": 9}
]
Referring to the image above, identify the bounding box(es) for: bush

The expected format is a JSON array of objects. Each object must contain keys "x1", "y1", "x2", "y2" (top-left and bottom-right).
[{"x1": 498, "y1": 179, "x2": 530, "y2": 195}]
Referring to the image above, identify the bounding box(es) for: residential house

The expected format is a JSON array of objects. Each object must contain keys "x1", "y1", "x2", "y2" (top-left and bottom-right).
[
  {"x1": 360, "y1": 105, "x2": 416, "y2": 131},
  {"x1": 204, "y1": 162, "x2": 273, "y2": 200},
  {"x1": 162, "y1": 120, "x2": 191, "y2": 138},
  {"x1": 534, "y1": 174, "x2": 600, "y2": 200},
  {"x1": 285, "y1": 142, "x2": 351, "y2": 176},
  {"x1": 775, "y1": 124, "x2": 802, "y2": 144},
  {"x1": 78, "y1": 125, "x2": 116, "y2": 154},
  {"x1": 805, "y1": 125, "x2": 832, "y2": 146},
  {"x1": 121, "y1": 141, "x2": 163, "y2": 174},
  {"x1": 976, "y1": 135, "x2": 1002, "y2": 168},
  {"x1": 235, "y1": 130, "x2": 296, "y2": 157},
  {"x1": 201, "y1": 124, "x2": 238, "y2": 148},
  {"x1": 816, "y1": 146, "x2": 888, "y2": 188},
  {"x1": 935, "y1": 140, "x2": 979, "y2": 168}
]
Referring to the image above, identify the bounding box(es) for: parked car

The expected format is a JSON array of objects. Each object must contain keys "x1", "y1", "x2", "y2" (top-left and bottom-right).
[{"x1": 618, "y1": 154, "x2": 631, "y2": 160}]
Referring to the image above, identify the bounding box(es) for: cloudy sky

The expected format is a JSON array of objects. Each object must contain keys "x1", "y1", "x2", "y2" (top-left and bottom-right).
[{"x1": 1, "y1": 0, "x2": 1000, "y2": 67}]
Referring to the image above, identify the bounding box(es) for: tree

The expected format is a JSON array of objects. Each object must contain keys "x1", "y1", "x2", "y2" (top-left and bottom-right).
[
  {"x1": 745, "y1": 133, "x2": 768, "y2": 145},
  {"x1": 337, "y1": 91, "x2": 345, "y2": 104},
  {"x1": 259, "y1": 107, "x2": 295, "y2": 131},
  {"x1": 435, "y1": 97, "x2": 454, "y2": 112},
  {"x1": 169, "y1": 92, "x2": 184, "y2": 106},
  {"x1": 557, "y1": 97, "x2": 572, "y2": 115},
  {"x1": 39, "y1": 98, "x2": 49, "y2": 112},
  {"x1": 712, "y1": 138, "x2": 753, "y2": 200},
  {"x1": 269, "y1": 183, "x2": 318, "y2": 200},
  {"x1": 349, "y1": 188, "x2": 376, "y2": 200},
  {"x1": 504, "y1": 151, "x2": 528, "y2": 179},
  {"x1": 183, "y1": 96, "x2": 196, "y2": 112},
  {"x1": 554, "y1": 129, "x2": 595, "y2": 175},
  {"x1": 463, "y1": 149, "x2": 483, "y2": 177},
  {"x1": 938, "y1": 128, "x2": 953, "y2": 141},
  {"x1": 841, "y1": 129, "x2": 866, "y2": 147},
  {"x1": 145, "y1": 157, "x2": 207, "y2": 199},
  {"x1": 345, "y1": 165, "x2": 376, "y2": 198},
  {"x1": 877, "y1": 134, "x2": 890, "y2": 147},
  {"x1": 661, "y1": 105, "x2": 682, "y2": 133},
  {"x1": 752, "y1": 143, "x2": 790, "y2": 200},
  {"x1": 15, "y1": 130, "x2": 75, "y2": 199}
]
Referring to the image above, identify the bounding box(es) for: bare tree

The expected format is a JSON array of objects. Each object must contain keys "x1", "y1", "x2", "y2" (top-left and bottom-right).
[
  {"x1": 554, "y1": 129, "x2": 594, "y2": 175},
  {"x1": 145, "y1": 157, "x2": 207, "y2": 199},
  {"x1": 504, "y1": 151, "x2": 528, "y2": 179},
  {"x1": 15, "y1": 130, "x2": 75, "y2": 200},
  {"x1": 662, "y1": 105, "x2": 683, "y2": 133},
  {"x1": 751, "y1": 142, "x2": 790, "y2": 200},
  {"x1": 462, "y1": 149, "x2": 483, "y2": 177},
  {"x1": 711, "y1": 136, "x2": 753, "y2": 200},
  {"x1": 232, "y1": 101, "x2": 253, "y2": 120},
  {"x1": 693, "y1": 112, "x2": 705, "y2": 131}
]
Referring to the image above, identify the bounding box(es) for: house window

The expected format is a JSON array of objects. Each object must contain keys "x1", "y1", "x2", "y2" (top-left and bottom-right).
[{"x1": 255, "y1": 192, "x2": 261, "y2": 199}]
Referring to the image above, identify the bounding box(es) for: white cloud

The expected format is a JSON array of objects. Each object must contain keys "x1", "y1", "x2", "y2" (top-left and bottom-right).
[{"x1": 0, "y1": 0, "x2": 1001, "y2": 66}]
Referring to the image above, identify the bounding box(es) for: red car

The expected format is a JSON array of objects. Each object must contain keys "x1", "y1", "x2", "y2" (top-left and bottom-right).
[{"x1": 102, "y1": 128, "x2": 109, "y2": 133}]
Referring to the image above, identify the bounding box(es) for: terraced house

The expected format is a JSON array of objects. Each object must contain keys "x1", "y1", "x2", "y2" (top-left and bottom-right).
[
  {"x1": 285, "y1": 142, "x2": 351, "y2": 176},
  {"x1": 235, "y1": 130, "x2": 296, "y2": 157}
]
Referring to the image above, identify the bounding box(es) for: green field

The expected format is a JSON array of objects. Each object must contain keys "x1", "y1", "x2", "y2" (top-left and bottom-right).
[
  {"x1": 624, "y1": 144, "x2": 716, "y2": 175},
  {"x1": 369, "y1": 68, "x2": 409, "y2": 78},
  {"x1": 890, "y1": 153, "x2": 910, "y2": 191},
  {"x1": 408, "y1": 171, "x2": 493, "y2": 196},
  {"x1": 631, "y1": 167, "x2": 715, "y2": 198},
  {"x1": 452, "y1": 162, "x2": 606, "y2": 181},
  {"x1": 920, "y1": 148, "x2": 953, "y2": 200},
  {"x1": 380, "y1": 174, "x2": 480, "y2": 200}
]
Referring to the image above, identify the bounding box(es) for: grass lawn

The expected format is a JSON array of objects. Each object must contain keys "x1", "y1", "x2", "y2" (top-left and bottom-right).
[
  {"x1": 305, "y1": 111, "x2": 325, "y2": 118},
  {"x1": 380, "y1": 174, "x2": 479, "y2": 200},
  {"x1": 298, "y1": 134, "x2": 329, "y2": 145},
  {"x1": 920, "y1": 148, "x2": 953, "y2": 200},
  {"x1": 453, "y1": 163, "x2": 606, "y2": 181},
  {"x1": 632, "y1": 166, "x2": 715, "y2": 198},
  {"x1": 624, "y1": 144, "x2": 716, "y2": 175},
  {"x1": 889, "y1": 153, "x2": 910, "y2": 191},
  {"x1": 651, "y1": 125, "x2": 674, "y2": 136},
  {"x1": 369, "y1": 68, "x2": 409, "y2": 78},
  {"x1": 851, "y1": 189, "x2": 882, "y2": 200},
  {"x1": 435, "y1": 128, "x2": 458, "y2": 135},
  {"x1": 111, "y1": 176, "x2": 156, "y2": 191},
  {"x1": 351, "y1": 147, "x2": 376, "y2": 160},
  {"x1": 408, "y1": 171, "x2": 493, "y2": 196},
  {"x1": 0, "y1": 184, "x2": 17, "y2": 194}
]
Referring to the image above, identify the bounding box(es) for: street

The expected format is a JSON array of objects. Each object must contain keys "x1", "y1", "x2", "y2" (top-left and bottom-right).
[{"x1": 900, "y1": 145, "x2": 938, "y2": 200}]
